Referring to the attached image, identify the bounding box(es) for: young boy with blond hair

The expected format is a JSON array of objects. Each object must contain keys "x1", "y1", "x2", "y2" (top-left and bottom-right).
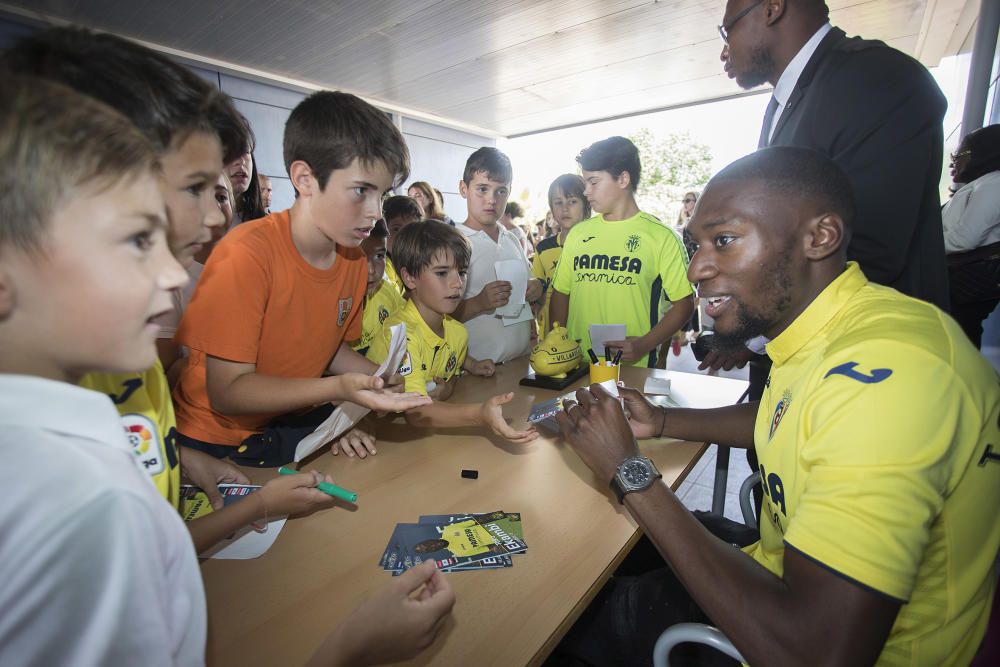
[
  {"x1": 172, "y1": 91, "x2": 430, "y2": 467},
  {"x1": 0, "y1": 56, "x2": 453, "y2": 667},
  {"x1": 368, "y1": 221, "x2": 537, "y2": 443}
]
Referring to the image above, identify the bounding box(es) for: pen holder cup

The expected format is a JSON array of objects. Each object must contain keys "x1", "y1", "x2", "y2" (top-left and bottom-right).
[{"x1": 589, "y1": 360, "x2": 621, "y2": 385}]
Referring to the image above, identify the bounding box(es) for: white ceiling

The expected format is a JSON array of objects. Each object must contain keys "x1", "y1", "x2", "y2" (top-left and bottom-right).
[{"x1": 0, "y1": 0, "x2": 973, "y2": 137}]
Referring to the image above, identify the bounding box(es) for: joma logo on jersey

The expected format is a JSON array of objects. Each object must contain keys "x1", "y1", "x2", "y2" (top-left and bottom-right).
[
  {"x1": 573, "y1": 254, "x2": 642, "y2": 274},
  {"x1": 626, "y1": 235, "x2": 640, "y2": 252},
  {"x1": 824, "y1": 361, "x2": 892, "y2": 384}
]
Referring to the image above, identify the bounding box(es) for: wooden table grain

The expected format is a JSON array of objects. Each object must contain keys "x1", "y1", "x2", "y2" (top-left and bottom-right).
[{"x1": 201, "y1": 360, "x2": 748, "y2": 667}]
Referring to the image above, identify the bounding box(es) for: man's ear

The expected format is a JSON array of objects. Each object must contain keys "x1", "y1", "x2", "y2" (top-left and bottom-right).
[
  {"x1": 765, "y1": 0, "x2": 787, "y2": 26},
  {"x1": 289, "y1": 160, "x2": 315, "y2": 198},
  {"x1": 399, "y1": 266, "x2": 418, "y2": 291},
  {"x1": 803, "y1": 213, "x2": 846, "y2": 261}
]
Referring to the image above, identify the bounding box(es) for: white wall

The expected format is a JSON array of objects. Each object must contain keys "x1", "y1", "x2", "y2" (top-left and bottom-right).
[{"x1": 0, "y1": 17, "x2": 494, "y2": 217}]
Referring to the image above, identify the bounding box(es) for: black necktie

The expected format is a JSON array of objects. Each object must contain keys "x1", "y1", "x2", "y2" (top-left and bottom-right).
[{"x1": 758, "y1": 95, "x2": 779, "y2": 148}]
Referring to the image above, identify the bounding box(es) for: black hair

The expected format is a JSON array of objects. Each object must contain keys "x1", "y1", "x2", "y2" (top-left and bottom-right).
[
  {"x1": 462, "y1": 147, "x2": 512, "y2": 185},
  {"x1": 576, "y1": 136, "x2": 641, "y2": 191},
  {"x1": 382, "y1": 195, "x2": 424, "y2": 222},
  {"x1": 2, "y1": 27, "x2": 250, "y2": 163},
  {"x1": 236, "y1": 150, "x2": 267, "y2": 221},
  {"x1": 283, "y1": 90, "x2": 409, "y2": 190},
  {"x1": 713, "y1": 146, "x2": 855, "y2": 237},
  {"x1": 958, "y1": 124, "x2": 1000, "y2": 183},
  {"x1": 370, "y1": 218, "x2": 389, "y2": 239}
]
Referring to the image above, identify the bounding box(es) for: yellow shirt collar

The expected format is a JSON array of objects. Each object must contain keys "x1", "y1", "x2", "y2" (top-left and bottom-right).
[{"x1": 766, "y1": 262, "x2": 868, "y2": 366}]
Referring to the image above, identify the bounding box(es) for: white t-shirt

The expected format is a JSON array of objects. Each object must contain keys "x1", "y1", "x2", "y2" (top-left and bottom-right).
[
  {"x1": 942, "y1": 171, "x2": 1000, "y2": 253},
  {"x1": 457, "y1": 222, "x2": 532, "y2": 363},
  {"x1": 0, "y1": 375, "x2": 206, "y2": 667}
]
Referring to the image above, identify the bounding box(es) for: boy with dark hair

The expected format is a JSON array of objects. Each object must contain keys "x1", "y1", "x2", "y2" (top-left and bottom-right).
[
  {"x1": 454, "y1": 147, "x2": 542, "y2": 362},
  {"x1": 173, "y1": 91, "x2": 429, "y2": 467},
  {"x1": 352, "y1": 219, "x2": 404, "y2": 356},
  {"x1": 368, "y1": 222, "x2": 536, "y2": 444},
  {"x1": 382, "y1": 194, "x2": 424, "y2": 293},
  {"x1": 550, "y1": 136, "x2": 694, "y2": 367}
]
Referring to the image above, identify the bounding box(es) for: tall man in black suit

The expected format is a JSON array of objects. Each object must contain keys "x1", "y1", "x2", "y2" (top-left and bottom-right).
[{"x1": 720, "y1": 0, "x2": 949, "y2": 311}]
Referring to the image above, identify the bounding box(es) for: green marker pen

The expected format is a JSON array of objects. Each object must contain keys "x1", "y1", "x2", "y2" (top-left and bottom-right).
[{"x1": 277, "y1": 466, "x2": 358, "y2": 503}]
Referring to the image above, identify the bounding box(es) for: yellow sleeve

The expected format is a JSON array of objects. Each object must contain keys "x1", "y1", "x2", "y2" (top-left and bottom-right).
[
  {"x1": 552, "y1": 235, "x2": 577, "y2": 295},
  {"x1": 530, "y1": 250, "x2": 544, "y2": 281},
  {"x1": 783, "y1": 343, "x2": 958, "y2": 601},
  {"x1": 657, "y1": 232, "x2": 693, "y2": 302}
]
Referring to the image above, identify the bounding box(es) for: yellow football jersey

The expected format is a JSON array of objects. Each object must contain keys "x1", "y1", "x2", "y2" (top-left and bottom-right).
[{"x1": 747, "y1": 263, "x2": 1000, "y2": 665}]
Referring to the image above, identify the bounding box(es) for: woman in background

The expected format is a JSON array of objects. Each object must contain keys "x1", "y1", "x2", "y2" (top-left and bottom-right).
[
  {"x1": 943, "y1": 124, "x2": 1000, "y2": 348},
  {"x1": 408, "y1": 181, "x2": 452, "y2": 224}
]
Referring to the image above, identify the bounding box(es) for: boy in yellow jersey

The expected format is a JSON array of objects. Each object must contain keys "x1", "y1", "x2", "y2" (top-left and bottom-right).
[
  {"x1": 555, "y1": 148, "x2": 1000, "y2": 666},
  {"x1": 531, "y1": 174, "x2": 590, "y2": 336},
  {"x1": 368, "y1": 221, "x2": 538, "y2": 444},
  {"x1": 352, "y1": 219, "x2": 404, "y2": 355},
  {"x1": 549, "y1": 136, "x2": 693, "y2": 367},
  {"x1": 382, "y1": 195, "x2": 423, "y2": 294}
]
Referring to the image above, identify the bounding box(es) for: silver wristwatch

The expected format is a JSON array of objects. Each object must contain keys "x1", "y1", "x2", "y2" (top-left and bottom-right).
[{"x1": 610, "y1": 456, "x2": 662, "y2": 504}]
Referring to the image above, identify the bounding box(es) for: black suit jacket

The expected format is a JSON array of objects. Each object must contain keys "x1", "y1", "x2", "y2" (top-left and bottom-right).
[{"x1": 768, "y1": 27, "x2": 949, "y2": 310}]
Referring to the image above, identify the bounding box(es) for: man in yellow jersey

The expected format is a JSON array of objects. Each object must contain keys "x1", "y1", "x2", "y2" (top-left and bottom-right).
[
  {"x1": 549, "y1": 136, "x2": 693, "y2": 367},
  {"x1": 554, "y1": 147, "x2": 1000, "y2": 666}
]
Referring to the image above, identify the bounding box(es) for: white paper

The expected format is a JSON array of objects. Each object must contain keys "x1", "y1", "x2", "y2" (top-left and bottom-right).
[
  {"x1": 494, "y1": 259, "x2": 528, "y2": 319},
  {"x1": 643, "y1": 376, "x2": 672, "y2": 395},
  {"x1": 204, "y1": 515, "x2": 288, "y2": 560},
  {"x1": 589, "y1": 324, "x2": 627, "y2": 358},
  {"x1": 294, "y1": 323, "x2": 409, "y2": 462}
]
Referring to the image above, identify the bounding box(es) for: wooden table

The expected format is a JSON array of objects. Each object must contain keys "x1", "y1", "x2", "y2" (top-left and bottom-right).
[{"x1": 201, "y1": 360, "x2": 748, "y2": 667}]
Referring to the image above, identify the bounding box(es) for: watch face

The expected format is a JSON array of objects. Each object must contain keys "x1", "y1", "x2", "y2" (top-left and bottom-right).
[{"x1": 620, "y1": 460, "x2": 651, "y2": 488}]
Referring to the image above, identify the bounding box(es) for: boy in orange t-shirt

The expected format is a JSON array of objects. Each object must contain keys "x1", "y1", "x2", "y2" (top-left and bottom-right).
[{"x1": 173, "y1": 91, "x2": 430, "y2": 466}]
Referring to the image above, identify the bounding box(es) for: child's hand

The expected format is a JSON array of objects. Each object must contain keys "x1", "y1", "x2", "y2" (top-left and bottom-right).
[
  {"x1": 313, "y1": 559, "x2": 455, "y2": 666},
  {"x1": 604, "y1": 336, "x2": 647, "y2": 364},
  {"x1": 330, "y1": 424, "x2": 377, "y2": 459},
  {"x1": 179, "y1": 447, "x2": 251, "y2": 510},
  {"x1": 480, "y1": 392, "x2": 538, "y2": 444},
  {"x1": 525, "y1": 278, "x2": 543, "y2": 303},
  {"x1": 427, "y1": 377, "x2": 455, "y2": 402},
  {"x1": 336, "y1": 373, "x2": 432, "y2": 412},
  {"x1": 464, "y1": 358, "x2": 495, "y2": 377},
  {"x1": 478, "y1": 280, "x2": 512, "y2": 310},
  {"x1": 257, "y1": 469, "x2": 337, "y2": 517}
]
